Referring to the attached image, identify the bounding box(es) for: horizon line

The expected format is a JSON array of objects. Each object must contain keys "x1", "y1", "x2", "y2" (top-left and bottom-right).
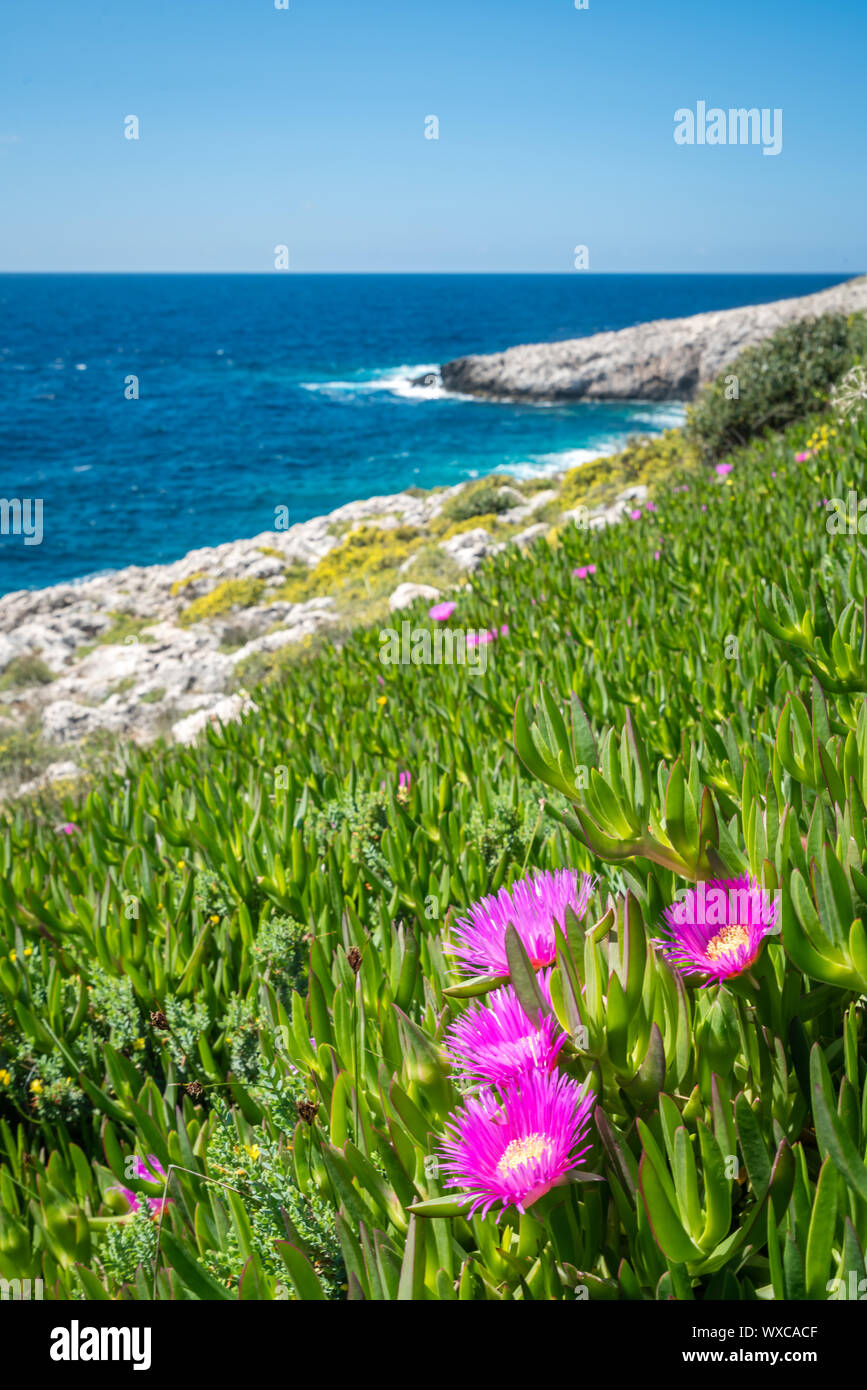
[{"x1": 0, "y1": 268, "x2": 859, "y2": 278}]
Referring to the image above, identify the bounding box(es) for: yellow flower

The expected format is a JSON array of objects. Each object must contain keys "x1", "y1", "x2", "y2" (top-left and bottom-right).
[
  {"x1": 23, "y1": 947, "x2": 32, "y2": 957},
  {"x1": 8, "y1": 951, "x2": 16, "y2": 963},
  {"x1": 243, "y1": 1144, "x2": 260, "y2": 1162},
  {"x1": 377, "y1": 695, "x2": 387, "y2": 706},
  {"x1": 210, "y1": 914, "x2": 220, "y2": 923},
  {"x1": 0, "y1": 1069, "x2": 11, "y2": 1086},
  {"x1": 133, "y1": 1037, "x2": 146, "y2": 1051},
  {"x1": 177, "y1": 860, "x2": 185, "y2": 870},
  {"x1": 30, "y1": 1079, "x2": 43, "y2": 1095}
]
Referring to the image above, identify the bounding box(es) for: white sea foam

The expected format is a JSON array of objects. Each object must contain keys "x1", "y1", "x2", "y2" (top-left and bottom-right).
[
  {"x1": 497, "y1": 406, "x2": 684, "y2": 480},
  {"x1": 300, "y1": 369, "x2": 691, "y2": 422},
  {"x1": 627, "y1": 404, "x2": 688, "y2": 428},
  {"x1": 300, "y1": 364, "x2": 479, "y2": 403}
]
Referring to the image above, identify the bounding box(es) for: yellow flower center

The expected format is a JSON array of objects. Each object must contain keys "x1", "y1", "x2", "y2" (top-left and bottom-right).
[
  {"x1": 497, "y1": 1132, "x2": 550, "y2": 1176},
  {"x1": 706, "y1": 924, "x2": 750, "y2": 961}
]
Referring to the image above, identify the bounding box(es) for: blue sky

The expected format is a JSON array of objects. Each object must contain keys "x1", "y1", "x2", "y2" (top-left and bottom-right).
[{"x1": 1, "y1": 0, "x2": 864, "y2": 272}]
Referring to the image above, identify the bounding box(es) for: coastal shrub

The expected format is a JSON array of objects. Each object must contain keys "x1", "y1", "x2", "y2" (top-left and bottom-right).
[
  {"x1": 441, "y1": 477, "x2": 516, "y2": 522},
  {"x1": 306, "y1": 786, "x2": 390, "y2": 880},
  {"x1": 399, "y1": 542, "x2": 462, "y2": 589},
  {"x1": 466, "y1": 789, "x2": 544, "y2": 872},
  {"x1": 178, "y1": 577, "x2": 266, "y2": 626},
  {"x1": 0, "y1": 721, "x2": 65, "y2": 789},
  {"x1": 186, "y1": 866, "x2": 236, "y2": 921},
  {"x1": 105, "y1": 677, "x2": 135, "y2": 698},
  {"x1": 76, "y1": 610, "x2": 156, "y2": 656},
  {"x1": 278, "y1": 560, "x2": 312, "y2": 591},
  {"x1": 558, "y1": 429, "x2": 695, "y2": 511},
  {"x1": 250, "y1": 913, "x2": 307, "y2": 1004},
  {"x1": 100, "y1": 1210, "x2": 160, "y2": 1292},
  {"x1": 220, "y1": 996, "x2": 262, "y2": 1083},
  {"x1": 231, "y1": 629, "x2": 335, "y2": 689},
  {"x1": 201, "y1": 1109, "x2": 345, "y2": 1297},
  {"x1": 276, "y1": 524, "x2": 423, "y2": 604},
  {"x1": 688, "y1": 310, "x2": 867, "y2": 461},
  {"x1": 513, "y1": 474, "x2": 558, "y2": 495},
  {"x1": 161, "y1": 997, "x2": 211, "y2": 1073},
  {"x1": 169, "y1": 570, "x2": 205, "y2": 598},
  {"x1": 432, "y1": 511, "x2": 509, "y2": 541},
  {"x1": 88, "y1": 967, "x2": 142, "y2": 1050},
  {"x1": 218, "y1": 624, "x2": 251, "y2": 653},
  {"x1": 0, "y1": 654, "x2": 54, "y2": 690}
]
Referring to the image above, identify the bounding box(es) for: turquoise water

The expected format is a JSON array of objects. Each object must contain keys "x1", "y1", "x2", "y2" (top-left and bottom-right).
[{"x1": 0, "y1": 272, "x2": 849, "y2": 593}]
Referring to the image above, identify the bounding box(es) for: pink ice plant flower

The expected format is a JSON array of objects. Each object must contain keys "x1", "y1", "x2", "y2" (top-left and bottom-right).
[
  {"x1": 628, "y1": 508, "x2": 642, "y2": 520},
  {"x1": 795, "y1": 450, "x2": 815, "y2": 463},
  {"x1": 572, "y1": 563, "x2": 597, "y2": 580},
  {"x1": 443, "y1": 969, "x2": 566, "y2": 1088},
  {"x1": 380, "y1": 770, "x2": 411, "y2": 793},
  {"x1": 109, "y1": 1156, "x2": 173, "y2": 1216},
  {"x1": 715, "y1": 463, "x2": 733, "y2": 476},
  {"x1": 449, "y1": 869, "x2": 594, "y2": 977},
  {"x1": 60, "y1": 823, "x2": 77, "y2": 835},
  {"x1": 438, "y1": 1069, "x2": 594, "y2": 1219},
  {"x1": 429, "y1": 600, "x2": 457, "y2": 621},
  {"x1": 653, "y1": 875, "x2": 779, "y2": 985}
]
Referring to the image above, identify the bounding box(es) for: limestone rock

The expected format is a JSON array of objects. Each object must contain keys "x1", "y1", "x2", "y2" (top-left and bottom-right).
[
  {"x1": 439, "y1": 277, "x2": 867, "y2": 402},
  {"x1": 439, "y1": 528, "x2": 503, "y2": 571},
  {"x1": 388, "y1": 582, "x2": 441, "y2": 612},
  {"x1": 171, "y1": 694, "x2": 259, "y2": 746},
  {"x1": 513, "y1": 522, "x2": 549, "y2": 547}
]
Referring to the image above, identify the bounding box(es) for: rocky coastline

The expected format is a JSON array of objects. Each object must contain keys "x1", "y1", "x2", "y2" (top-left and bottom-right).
[
  {"x1": 0, "y1": 466, "x2": 655, "y2": 797},
  {"x1": 8, "y1": 275, "x2": 862, "y2": 798},
  {"x1": 432, "y1": 276, "x2": 867, "y2": 402}
]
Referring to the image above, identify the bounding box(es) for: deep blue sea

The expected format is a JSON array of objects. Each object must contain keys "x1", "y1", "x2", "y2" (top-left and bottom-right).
[{"x1": 0, "y1": 273, "x2": 851, "y2": 595}]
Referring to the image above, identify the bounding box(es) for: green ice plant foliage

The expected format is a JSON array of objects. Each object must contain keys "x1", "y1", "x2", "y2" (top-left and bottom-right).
[{"x1": 2, "y1": 397, "x2": 867, "y2": 1297}]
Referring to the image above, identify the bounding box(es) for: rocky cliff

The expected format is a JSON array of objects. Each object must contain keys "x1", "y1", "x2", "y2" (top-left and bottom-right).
[{"x1": 437, "y1": 277, "x2": 867, "y2": 402}]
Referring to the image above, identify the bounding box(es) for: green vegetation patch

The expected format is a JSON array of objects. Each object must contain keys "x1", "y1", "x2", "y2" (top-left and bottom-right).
[
  {"x1": 274, "y1": 524, "x2": 424, "y2": 603},
  {"x1": 688, "y1": 309, "x2": 867, "y2": 462},
  {"x1": 559, "y1": 428, "x2": 697, "y2": 511},
  {"x1": 178, "y1": 578, "x2": 266, "y2": 626},
  {"x1": 0, "y1": 655, "x2": 55, "y2": 690},
  {"x1": 4, "y1": 366, "x2": 867, "y2": 1302}
]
